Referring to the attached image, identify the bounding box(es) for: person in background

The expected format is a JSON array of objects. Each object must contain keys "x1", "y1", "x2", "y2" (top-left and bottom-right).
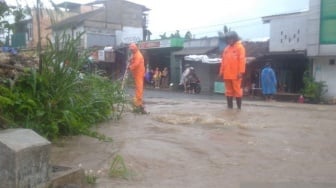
[
  {"x1": 128, "y1": 43, "x2": 148, "y2": 114},
  {"x1": 179, "y1": 64, "x2": 193, "y2": 93},
  {"x1": 218, "y1": 31, "x2": 246, "y2": 109},
  {"x1": 161, "y1": 67, "x2": 169, "y2": 88},
  {"x1": 261, "y1": 62, "x2": 277, "y2": 101},
  {"x1": 153, "y1": 67, "x2": 161, "y2": 88},
  {"x1": 145, "y1": 68, "x2": 154, "y2": 87},
  {"x1": 186, "y1": 67, "x2": 199, "y2": 94}
]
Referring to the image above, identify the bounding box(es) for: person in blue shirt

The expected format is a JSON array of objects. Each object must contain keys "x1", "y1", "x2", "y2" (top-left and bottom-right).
[{"x1": 261, "y1": 62, "x2": 277, "y2": 101}]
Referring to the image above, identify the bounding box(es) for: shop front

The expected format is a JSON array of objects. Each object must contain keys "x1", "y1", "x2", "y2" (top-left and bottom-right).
[{"x1": 138, "y1": 38, "x2": 184, "y2": 87}]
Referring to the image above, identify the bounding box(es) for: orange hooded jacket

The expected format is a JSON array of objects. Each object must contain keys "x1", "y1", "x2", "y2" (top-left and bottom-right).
[
  {"x1": 128, "y1": 43, "x2": 145, "y2": 107},
  {"x1": 219, "y1": 41, "x2": 246, "y2": 80}
]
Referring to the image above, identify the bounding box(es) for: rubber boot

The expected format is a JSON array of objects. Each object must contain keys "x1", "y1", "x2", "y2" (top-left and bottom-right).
[
  {"x1": 227, "y1": 96, "x2": 233, "y2": 109},
  {"x1": 236, "y1": 97, "x2": 242, "y2": 110},
  {"x1": 133, "y1": 105, "x2": 148, "y2": 114},
  {"x1": 139, "y1": 106, "x2": 149, "y2": 114}
]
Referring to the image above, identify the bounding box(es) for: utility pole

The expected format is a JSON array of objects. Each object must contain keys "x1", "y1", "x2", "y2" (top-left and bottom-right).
[{"x1": 36, "y1": 0, "x2": 42, "y2": 73}]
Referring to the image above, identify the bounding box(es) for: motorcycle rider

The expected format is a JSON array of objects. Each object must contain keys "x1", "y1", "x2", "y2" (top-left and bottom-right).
[{"x1": 186, "y1": 67, "x2": 200, "y2": 94}]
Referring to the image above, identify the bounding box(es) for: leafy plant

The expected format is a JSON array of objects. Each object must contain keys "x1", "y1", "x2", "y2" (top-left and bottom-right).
[
  {"x1": 85, "y1": 169, "x2": 99, "y2": 184},
  {"x1": 109, "y1": 154, "x2": 133, "y2": 180},
  {"x1": 0, "y1": 32, "x2": 127, "y2": 140},
  {"x1": 302, "y1": 71, "x2": 327, "y2": 103}
]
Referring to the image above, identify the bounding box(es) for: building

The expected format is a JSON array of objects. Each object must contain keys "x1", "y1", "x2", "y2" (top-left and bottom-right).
[
  {"x1": 170, "y1": 37, "x2": 268, "y2": 94},
  {"x1": 173, "y1": 37, "x2": 221, "y2": 93},
  {"x1": 3, "y1": 0, "x2": 149, "y2": 50},
  {"x1": 138, "y1": 37, "x2": 184, "y2": 85},
  {"x1": 47, "y1": 0, "x2": 150, "y2": 79},
  {"x1": 6, "y1": 6, "x2": 78, "y2": 48},
  {"x1": 49, "y1": 0, "x2": 150, "y2": 49},
  {"x1": 261, "y1": 11, "x2": 308, "y2": 95},
  {"x1": 307, "y1": 0, "x2": 336, "y2": 100},
  {"x1": 261, "y1": 0, "x2": 336, "y2": 101}
]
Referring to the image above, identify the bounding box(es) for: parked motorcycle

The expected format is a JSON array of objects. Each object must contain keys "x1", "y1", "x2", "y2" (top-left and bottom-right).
[
  {"x1": 185, "y1": 70, "x2": 201, "y2": 94},
  {"x1": 186, "y1": 79, "x2": 201, "y2": 94}
]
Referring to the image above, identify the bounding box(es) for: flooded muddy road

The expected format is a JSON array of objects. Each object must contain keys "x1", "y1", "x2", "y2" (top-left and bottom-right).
[{"x1": 51, "y1": 91, "x2": 336, "y2": 188}]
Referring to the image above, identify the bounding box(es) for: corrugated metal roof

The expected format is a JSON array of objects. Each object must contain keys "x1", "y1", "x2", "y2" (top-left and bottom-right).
[{"x1": 49, "y1": 8, "x2": 102, "y2": 30}]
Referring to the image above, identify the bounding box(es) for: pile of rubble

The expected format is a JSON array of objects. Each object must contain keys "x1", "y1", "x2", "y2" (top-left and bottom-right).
[{"x1": 0, "y1": 50, "x2": 39, "y2": 79}]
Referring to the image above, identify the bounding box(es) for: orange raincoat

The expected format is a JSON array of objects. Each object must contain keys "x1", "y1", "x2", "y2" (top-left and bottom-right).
[
  {"x1": 219, "y1": 41, "x2": 246, "y2": 97},
  {"x1": 128, "y1": 43, "x2": 145, "y2": 107}
]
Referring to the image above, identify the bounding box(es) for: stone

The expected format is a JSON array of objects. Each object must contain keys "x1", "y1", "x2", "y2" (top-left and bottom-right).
[{"x1": 0, "y1": 128, "x2": 51, "y2": 188}]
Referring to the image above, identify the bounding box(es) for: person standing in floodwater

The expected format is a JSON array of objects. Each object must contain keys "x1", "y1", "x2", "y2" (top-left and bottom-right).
[
  {"x1": 261, "y1": 62, "x2": 277, "y2": 101},
  {"x1": 218, "y1": 31, "x2": 246, "y2": 110},
  {"x1": 128, "y1": 43, "x2": 148, "y2": 114}
]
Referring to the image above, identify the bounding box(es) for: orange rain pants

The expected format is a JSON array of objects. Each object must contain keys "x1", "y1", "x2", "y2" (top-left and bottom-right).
[
  {"x1": 219, "y1": 41, "x2": 246, "y2": 98},
  {"x1": 128, "y1": 47, "x2": 145, "y2": 107}
]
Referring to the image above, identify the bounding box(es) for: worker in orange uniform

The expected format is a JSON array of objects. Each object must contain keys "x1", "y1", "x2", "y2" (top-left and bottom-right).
[
  {"x1": 128, "y1": 43, "x2": 148, "y2": 114},
  {"x1": 219, "y1": 31, "x2": 246, "y2": 109}
]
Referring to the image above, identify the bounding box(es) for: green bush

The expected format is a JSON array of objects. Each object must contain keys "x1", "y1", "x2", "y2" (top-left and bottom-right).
[
  {"x1": 302, "y1": 71, "x2": 327, "y2": 103},
  {"x1": 0, "y1": 33, "x2": 126, "y2": 140}
]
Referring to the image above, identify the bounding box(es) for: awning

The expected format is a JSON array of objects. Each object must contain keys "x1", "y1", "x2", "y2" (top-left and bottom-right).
[
  {"x1": 173, "y1": 47, "x2": 217, "y2": 55},
  {"x1": 184, "y1": 55, "x2": 256, "y2": 64},
  {"x1": 184, "y1": 55, "x2": 221, "y2": 64}
]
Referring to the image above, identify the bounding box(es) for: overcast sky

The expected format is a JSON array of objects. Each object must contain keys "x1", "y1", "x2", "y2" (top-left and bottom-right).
[
  {"x1": 128, "y1": 0, "x2": 310, "y2": 40},
  {"x1": 12, "y1": 0, "x2": 310, "y2": 40}
]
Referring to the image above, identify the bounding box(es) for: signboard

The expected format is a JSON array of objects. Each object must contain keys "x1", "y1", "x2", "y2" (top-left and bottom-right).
[
  {"x1": 320, "y1": 0, "x2": 336, "y2": 44},
  {"x1": 120, "y1": 27, "x2": 143, "y2": 44},
  {"x1": 139, "y1": 38, "x2": 184, "y2": 49}
]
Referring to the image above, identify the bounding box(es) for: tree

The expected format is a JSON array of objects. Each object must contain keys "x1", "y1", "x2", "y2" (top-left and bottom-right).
[
  {"x1": 160, "y1": 32, "x2": 167, "y2": 39},
  {"x1": 36, "y1": 0, "x2": 43, "y2": 72},
  {"x1": 218, "y1": 25, "x2": 230, "y2": 39},
  {"x1": 0, "y1": 1, "x2": 29, "y2": 46},
  {"x1": 0, "y1": 1, "x2": 10, "y2": 20},
  {"x1": 184, "y1": 31, "x2": 192, "y2": 40},
  {"x1": 11, "y1": 5, "x2": 27, "y2": 33},
  {"x1": 173, "y1": 30, "x2": 180, "y2": 38},
  {"x1": 0, "y1": 1, "x2": 10, "y2": 45}
]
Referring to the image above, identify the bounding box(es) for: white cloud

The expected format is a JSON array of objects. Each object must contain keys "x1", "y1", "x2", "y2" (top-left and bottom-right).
[
  {"x1": 129, "y1": 0, "x2": 309, "y2": 39},
  {"x1": 14, "y1": 0, "x2": 309, "y2": 40}
]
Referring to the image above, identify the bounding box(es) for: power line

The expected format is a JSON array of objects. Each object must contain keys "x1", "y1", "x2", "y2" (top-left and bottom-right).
[
  {"x1": 146, "y1": 17, "x2": 265, "y2": 39},
  {"x1": 145, "y1": 7, "x2": 307, "y2": 38},
  {"x1": 147, "y1": 17, "x2": 263, "y2": 36}
]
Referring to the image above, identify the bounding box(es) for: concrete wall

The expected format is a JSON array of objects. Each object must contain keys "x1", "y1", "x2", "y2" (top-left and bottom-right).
[
  {"x1": 313, "y1": 56, "x2": 336, "y2": 98},
  {"x1": 116, "y1": 27, "x2": 143, "y2": 45},
  {"x1": 30, "y1": 10, "x2": 76, "y2": 48},
  {"x1": 269, "y1": 12, "x2": 308, "y2": 52},
  {"x1": 184, "y1": 37, "x2": 219, "y2": 48},
  {"x1": 307, "y1": 0, "x2": 321, "y2": 56},
  {"x1": 307, "y1": 0, "x2": 336, "y2": 99},
  {"x1": 0, "y1": 129, "x2": 50, "y2": 188}
]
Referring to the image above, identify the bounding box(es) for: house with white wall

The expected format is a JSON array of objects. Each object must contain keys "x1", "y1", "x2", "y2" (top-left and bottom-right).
[
  {"x1": 262, "y1": 0, "x2": 336, "y2": 101},
  {"x1": 307, "y1": 0, "x2": 336, "y2": 100},
  {"x1": 50, "y1": 0, "x2": 149, "y2": 49}
]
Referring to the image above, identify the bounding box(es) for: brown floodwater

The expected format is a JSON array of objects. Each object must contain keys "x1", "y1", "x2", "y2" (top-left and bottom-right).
[{"x1": 51, "y1": 97, "x2": 336, "y2": 188}]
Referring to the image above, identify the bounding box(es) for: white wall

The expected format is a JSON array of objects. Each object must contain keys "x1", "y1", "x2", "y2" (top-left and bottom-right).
[
  {"x1": 307, "y1": 0, "x2": 320, "y2": 56},
  {"x1": 116, "y1": 26, "x2": 143, "y2": 45},
  {"x1": 307, "y1": 0, "x2": 336, "y2": 57},
  {"x1": 313, "y1": 56, "x2": 336, "y2": 98},
  {"x1": 184, "y1": 37, "x2": 219, "y2": 48},
  {"x1": 269, "y1": 13, "x2": 308, "y2": 52}
]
